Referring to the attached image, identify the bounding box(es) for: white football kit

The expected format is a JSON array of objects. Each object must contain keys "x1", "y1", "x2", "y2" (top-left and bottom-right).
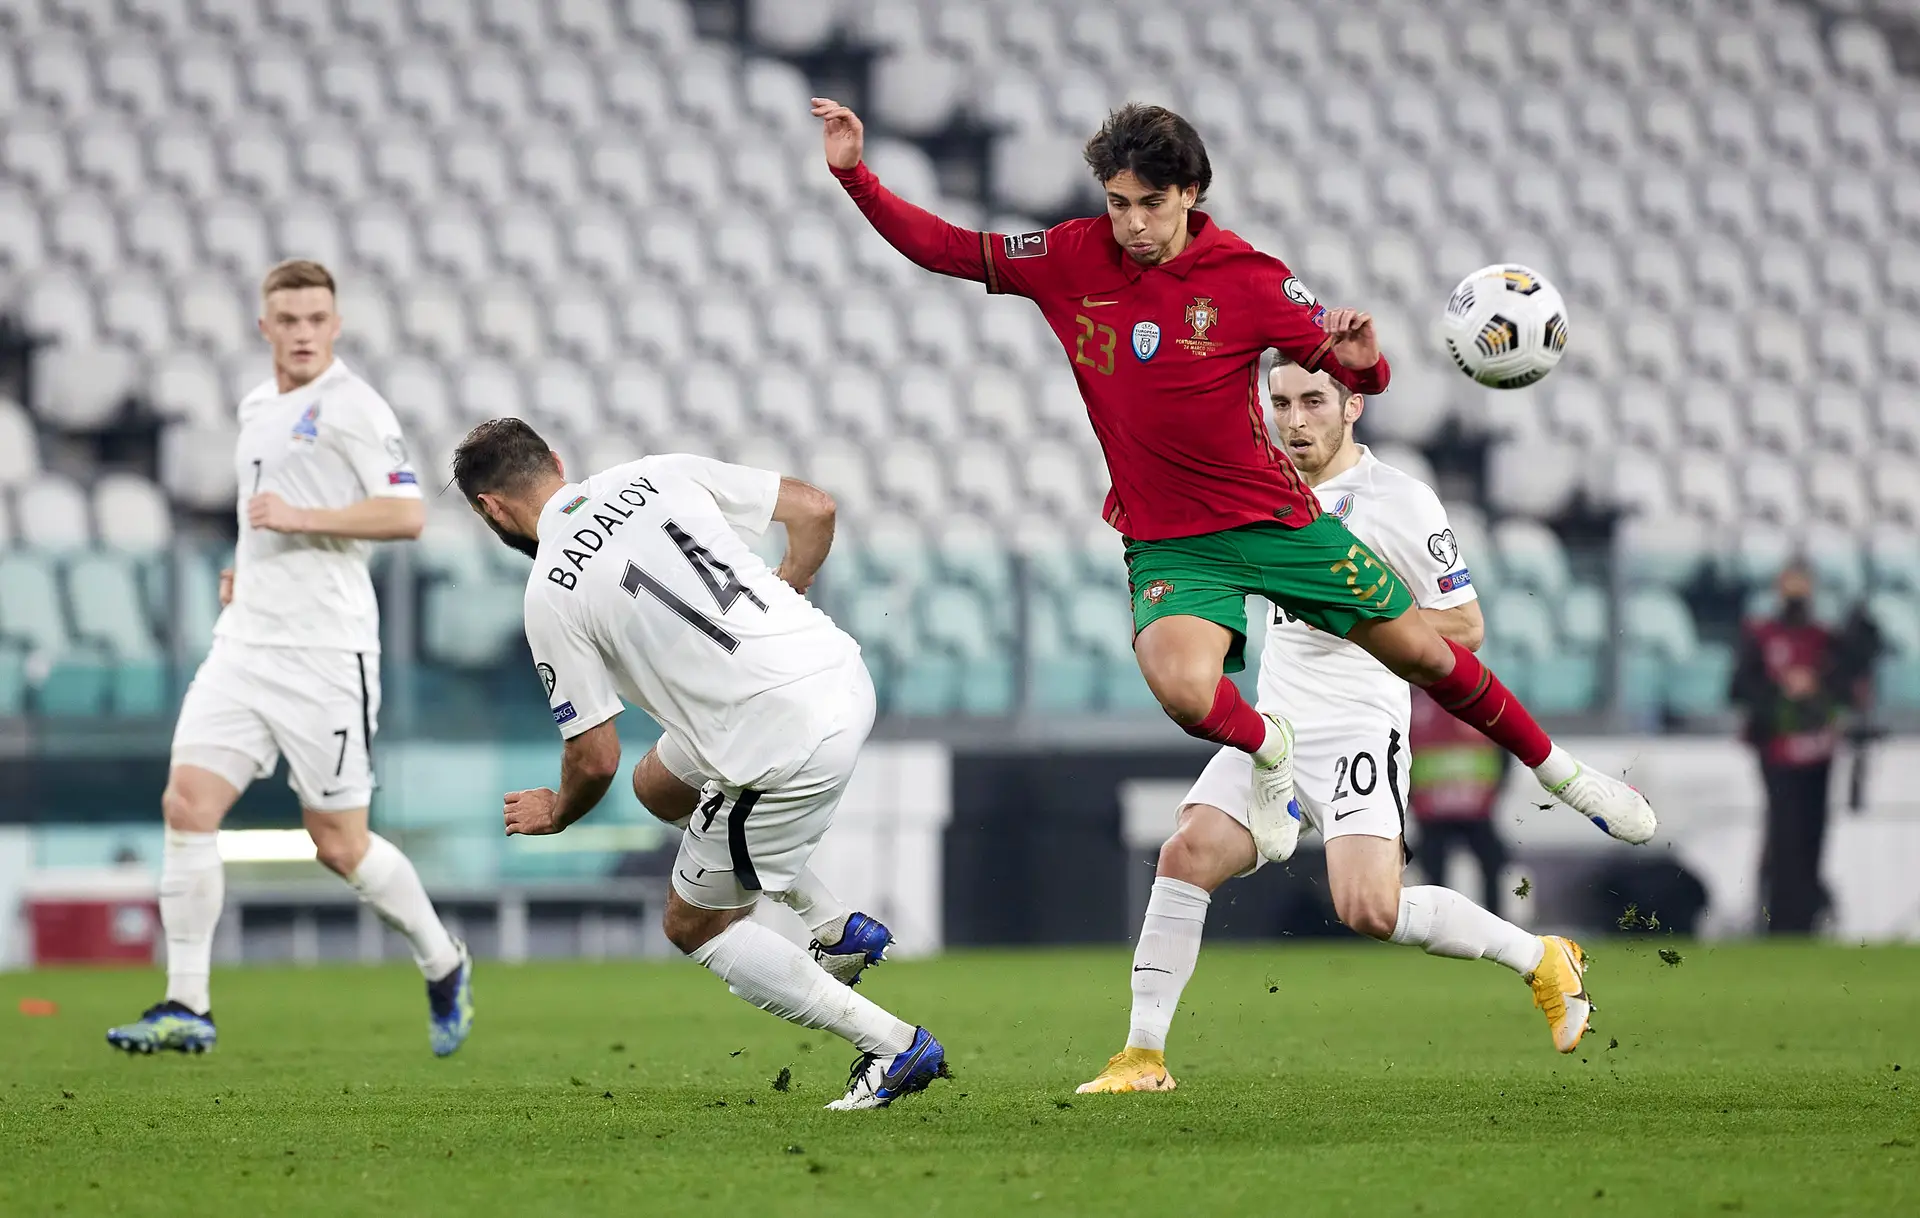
[
  {"x1": 1181, "y1": 446, "x2": 1478, "y2": 868},
  {"x1": 171, "y1": 359, "x2": 421, "y2": 810},
  {"x1": 522, "y1": 455, "x2": 872, "y2": 911}
]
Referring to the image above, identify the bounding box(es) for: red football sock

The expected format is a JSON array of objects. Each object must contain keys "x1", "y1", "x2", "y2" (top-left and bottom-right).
[
  {"x1": 1422, "y1": 639, "x2": 1553, "y2": 768},
  {"x1": 1185, "y1": 676, "x2": 1269, "y2": 753}
]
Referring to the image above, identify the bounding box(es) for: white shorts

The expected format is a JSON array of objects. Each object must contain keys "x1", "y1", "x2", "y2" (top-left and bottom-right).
[
  {"x1": 1181, "y1": 709, "x2": 1409, "y2": 874},
  {"x1": 671, "y1": 659, "x2": 877, "y2": 911},
  {"x1": 170, "y1": 639, "x2": 381, "y2": 812}
]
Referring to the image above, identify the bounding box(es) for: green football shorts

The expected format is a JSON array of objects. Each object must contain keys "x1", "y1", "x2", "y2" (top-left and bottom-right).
[{"x1": 1122, "y1": 515, "x2": 1416, "y2": 673}]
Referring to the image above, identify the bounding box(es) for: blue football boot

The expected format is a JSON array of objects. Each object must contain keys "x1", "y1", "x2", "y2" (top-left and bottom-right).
[
  {"x1": 106, "y1": 1001, "x2": 217, "y2": 1055},
  {"x1": 826, "y1": 1027, "x2": 948, "y2": 1110},
  {"x1": 810, "y1": 912, "x2": 894, "y2": 986},
  {"x1": 426, "y1": 940, "x2": 474, "y2": 1057}
]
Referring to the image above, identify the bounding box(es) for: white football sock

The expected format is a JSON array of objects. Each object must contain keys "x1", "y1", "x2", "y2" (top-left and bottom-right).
[
  {"x1": 1253, "y1": 714, "x2": 1292, "y2": 767},
  {"x1": 1391, "y1": 884, "x2": 1544, "y2": 975},
  {"x1": 348, "y1": 834, "x2": 462, "y2": 982},
  {"x1": 1530, "y1": 743, "x2": 1578, "y2": 790},
  {"x1": 161, "y1": 828, "x2": 223, "y2": 1015},
  {"x1": 691, "y1": 918, "x2": 914, "y2": 1055},
  {"x1": 774, "y1": 867, "x2": 850, "y2": 946},
  {"x1": 1126, "y1": 876, "x2": 1212, "y2": 1052}
]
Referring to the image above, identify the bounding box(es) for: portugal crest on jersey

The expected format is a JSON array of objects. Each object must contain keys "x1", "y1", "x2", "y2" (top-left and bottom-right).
[
  {"x1": 1142, "y1": 579, "x2": 1175, "y2": 604},
  {"x1": 1185, "y1": 297, "x2": 1218, "y2": 339},
  {"x1": 1177, "y1": 297, "x2": 1222, "y2": 356}
]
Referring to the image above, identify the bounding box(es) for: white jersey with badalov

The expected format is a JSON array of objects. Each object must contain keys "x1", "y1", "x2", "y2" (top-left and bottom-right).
[
  {"x1": 214, "y1": 359, "x2": 421, "y2": 654},
  {"x1": 524, "y1": 455, "x2": 862, "y2": 790},
  {"x1": 1258, "y1": 445, "x2": 1477, "y2": 724}
]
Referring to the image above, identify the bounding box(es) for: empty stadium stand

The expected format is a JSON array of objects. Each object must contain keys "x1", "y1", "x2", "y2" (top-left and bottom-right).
[{"x1": 1, "y1": 0, "x2": 1918, "y2": 723}]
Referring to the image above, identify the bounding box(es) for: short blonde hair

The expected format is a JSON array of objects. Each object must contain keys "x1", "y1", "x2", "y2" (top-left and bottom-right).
[{"x1": 261, "y1": 258, "x2": 336, "y2": 300}]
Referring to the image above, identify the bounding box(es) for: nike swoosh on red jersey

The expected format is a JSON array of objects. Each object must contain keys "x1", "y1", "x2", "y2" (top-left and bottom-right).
[{"x1": 1081, "y1": 296, "x2": 1119, "y2": 307}]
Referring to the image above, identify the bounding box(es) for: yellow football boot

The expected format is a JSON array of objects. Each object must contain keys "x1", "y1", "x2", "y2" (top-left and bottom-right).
[
  {"x1": 1527, "y1": 935, "x2": 1592, "y2": 1053},
  {"x1": 1075, "y1": 1047, "x2": 1178, "y2": 1094}
]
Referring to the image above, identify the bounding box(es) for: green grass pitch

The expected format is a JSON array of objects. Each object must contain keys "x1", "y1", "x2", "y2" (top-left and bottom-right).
[{"x1": 1, "y1": 942, "x2": 1914, "y2": 1217}]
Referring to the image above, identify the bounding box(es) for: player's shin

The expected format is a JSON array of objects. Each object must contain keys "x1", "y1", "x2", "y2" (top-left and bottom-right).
[
  {"x1": 160, "y1": 828, "x2": 224, "y2": 1015},
  {"x1": 1127, "y1": 878, "x2": 1211, "y2": 1051},
  {"x1": 348, "y1": 834, "x2": 461, "y2": 981},
  {"x1": 1390, "y1": 885, "x2": 1543, "y2": 975},
  {"x1": 690, "y1": 918, "x2": 915, "y2": 1055},
  {"x1": 1421, "y1": 639, "x2": 1552, "y2": 768},
  {"x1": 1186, "y1": 676, "x2": 1268, "y2": 753}
]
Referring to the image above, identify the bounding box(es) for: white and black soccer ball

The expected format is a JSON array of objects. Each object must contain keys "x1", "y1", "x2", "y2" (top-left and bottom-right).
[{"x1": 1439, "y1": 264, "x2": 1570, "y2": 389}]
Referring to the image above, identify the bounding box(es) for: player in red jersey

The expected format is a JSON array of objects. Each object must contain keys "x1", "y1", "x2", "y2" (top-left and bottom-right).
[{"x1": 813, "y1": 98, "x2": 1655, "y2": 851}]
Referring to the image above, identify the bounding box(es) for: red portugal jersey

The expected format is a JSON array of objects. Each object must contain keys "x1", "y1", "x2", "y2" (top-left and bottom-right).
[{"x1": 833, "y1": 161, "x2": 1391, "y2": 540}]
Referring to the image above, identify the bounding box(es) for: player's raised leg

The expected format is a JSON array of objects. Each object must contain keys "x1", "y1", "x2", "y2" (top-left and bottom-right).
[
  {"x1": 304, "y1": 806, "x2": 470, "y2": 1056},
  {"x1": 1344, "y1": 612, "x2": 1656, "y2": 843},
  {"x1": 1133, "y1": 614, "x2": 1301, "y2": 861},
  {"x1": 633, "y1": 744, "x2": 893, "y2": 986},
  {"x1": 106, "y1": 761, "x2": 240, "y2": 1054},
  {"x1": 1325, "y1": 833, "x2": 1590, "y2": 1054}
]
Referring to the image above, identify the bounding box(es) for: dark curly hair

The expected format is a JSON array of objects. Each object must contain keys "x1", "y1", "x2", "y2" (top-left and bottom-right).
[
  {"x1": 1083, "y1": 104, "x2": 1211, "y2": 202},
  {"x1": 452, "y1": 417, "x2": 556, "y2": 502}
]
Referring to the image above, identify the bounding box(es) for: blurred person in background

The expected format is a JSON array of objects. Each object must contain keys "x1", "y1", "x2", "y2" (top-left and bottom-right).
[
  {"x1": 1729, "y1": 562, "x2": 1879, "y2": 935},
  {"x1": 1407, "y1": 688, "x2": 1514, "y2": 919}
]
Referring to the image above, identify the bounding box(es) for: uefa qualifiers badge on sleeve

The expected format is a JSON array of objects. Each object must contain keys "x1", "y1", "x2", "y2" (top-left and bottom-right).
[{"x1": 1132, "y1": 321, "x2": 1160, "y2": 361}]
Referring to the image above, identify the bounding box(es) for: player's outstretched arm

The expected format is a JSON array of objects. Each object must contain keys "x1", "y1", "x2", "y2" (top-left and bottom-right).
[
  {"x1": 812, "y1": 97, "x2": 991, "y2": 283},
  {"x1": 771, "y1": 476, "x2": 835, "y2": 595},
  {"x1": 505, "y1": 719, "x2": 621, "y2": 836},
  {"x1": 249, "y1": 492, "x2": 425, "y2": 540}
]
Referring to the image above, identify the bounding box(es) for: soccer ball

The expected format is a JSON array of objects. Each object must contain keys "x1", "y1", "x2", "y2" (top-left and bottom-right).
[{"x1": 1439, "y1": 264, "x2": 1570, "y2": 389}]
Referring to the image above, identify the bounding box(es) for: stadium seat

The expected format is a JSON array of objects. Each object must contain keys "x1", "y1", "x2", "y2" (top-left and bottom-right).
[
  {"x1": 199, "y1": 195, "x2": 271, "y2": 279},
  {"x1": 99, "y1": 273, "x2": 175, "y2": 355},
  {"x1": 0, "y1": 186, "x2": 45, "y2": 274},
  {"x1": 98, "y1": 40, "x2": 172, "y2": 121},
  {"x1": 1868, "y1": 592, "x2": 1920, "y2": 657},
  {"x1": 21, "y1": 268, "x2": 98, "y2": 347},
  {"x1": 1808, "y1": 461, "x2": 1873, "y2": 529},
  {"x1": 1866, "y1": 524, "x2": 1920, "y2": 594},
  {"x1": 33, "y1": 342, "x2": 139, "y2": 430},
  {"x1": 1667, "y1": 641, "x2": 1735, "y2": 718},
  {"x1": 21, "y1": 35, "x2": 94, "y2": 117},
  {"x1": 0, "y1": 551, "x2": 74, "y2": 657},
  {"x1": 1483, "y1": 591, "x2": 1558, "y2": 661},
  {"x1": 175, "y1": 274, "x2": 250, "y2": 353},
  {"x1": 160, "y1": 422, "x2": 240, "y2": 511},
  {"x1": 0, "y1": 399, "x2": 41, "y2": 490},
  {"x1": 1484, "y1": 439, "x2": 1577, "y2": 518},
  {"x1": 1740, "y1": 452, "x2": 1807, "y2": 525},
  {"x1": 1492, "y1": 520, "x2": 1572, "y2": 600},
  {"x1": 1830, "y1": 18, "x2": 1898, "y2": 94},
  {"x1": 72, "y1": 120, "x2": 149, "y2": 202},
  {"x1": 1872, "y1": 454, "x2": 1920, "y2": 528},
  {"x1": 93, "y1": 472, "x2": 174, "y2": 552},
  {"x1": 1744, "y1": 384, "x2": 1807, "y2": 453},
  {"x1": 1623, "y1": 587, "x2": 1699, "y2": 664},
  {"x1": 1731, "y1": 521, "x2": 1796, "y2": 588},
  {"x1": 66, "y1": 551, "x2": 167, "y2": 714},
  {"x1": 1604, "y1": 446, "x2": 1676, "y2": 518},
  {"x1": 123, "y1": 194, "x2": 198, "y2": 278},
  {"x1": 1616, "y1": 513, "x2": 1707, "y2": 588}
]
